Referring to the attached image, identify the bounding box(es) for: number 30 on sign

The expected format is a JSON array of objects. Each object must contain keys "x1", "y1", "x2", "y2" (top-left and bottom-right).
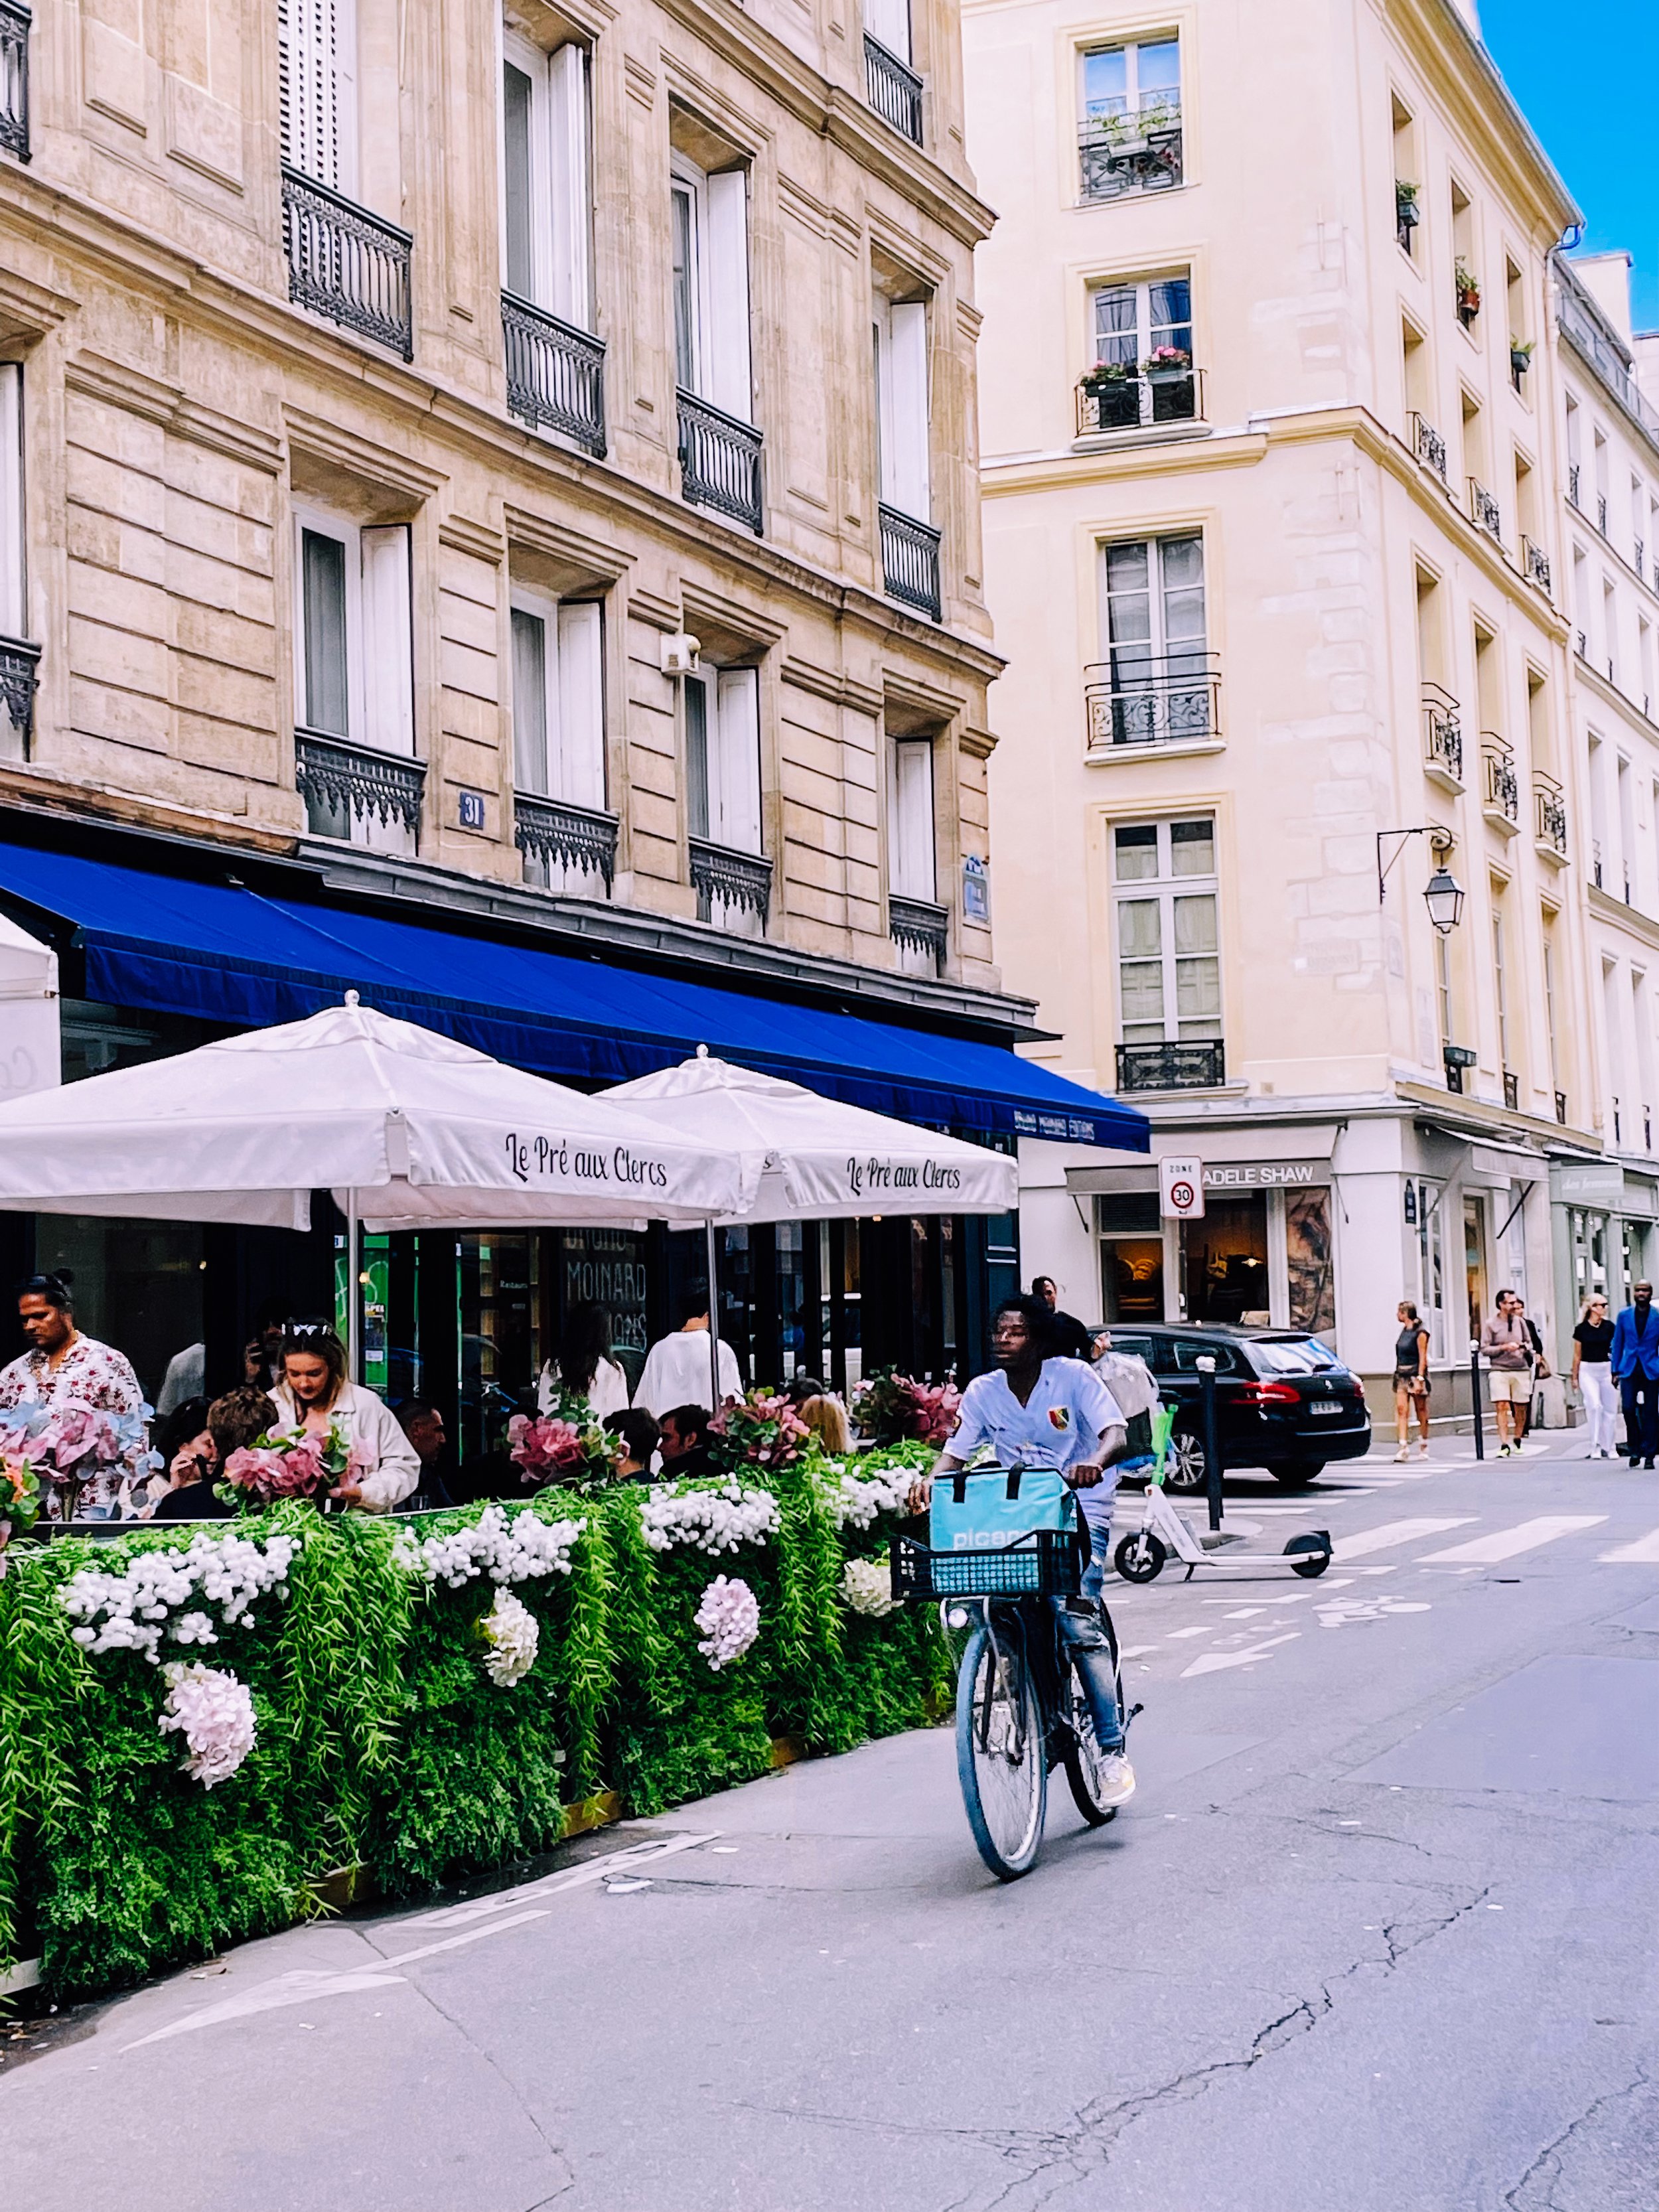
[{"x1": 1159, "y1": 1156, "x2": 1205, "y2": 1220}]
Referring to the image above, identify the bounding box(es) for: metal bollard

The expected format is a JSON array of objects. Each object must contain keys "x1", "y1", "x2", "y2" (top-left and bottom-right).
[
  {"x1": 1195, "y1": 1354, "x2": 1223, "y2": 1530},
  {"x1": 1469, "y1": 1341, "x2": 1484, "y2": 1460}
]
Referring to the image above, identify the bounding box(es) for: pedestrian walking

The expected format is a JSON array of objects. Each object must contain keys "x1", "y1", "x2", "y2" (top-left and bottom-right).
[
  {"x1": 1571, "y1": 1295, "x2": 1618, "y2": 1459},
  {"x1": 1392, "y1": 1300, "x2": 1432, "y2": 1461},
  {"x1": 1479, "y1": 1290, "x2": 1533, "y2": 1458},
  {"x1": 1611, "y1": 1280, "x2": 1659, "y2": 1469},
  {"x1": 268, "y1": 1324, "x2": 421, "y2": 1510},
  {"x1": 1030, "y1": 1276, "x2": 1098, "y2": 1364},
  {"x1": 1511, "y1": 1298, "x2": 1549, "y2": 1445}
]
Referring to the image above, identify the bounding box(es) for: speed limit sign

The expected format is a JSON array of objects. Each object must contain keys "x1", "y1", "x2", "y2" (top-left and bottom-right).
[{"x1": 1159, "y1": 1155, "x2": 1206, "y2": 1220}]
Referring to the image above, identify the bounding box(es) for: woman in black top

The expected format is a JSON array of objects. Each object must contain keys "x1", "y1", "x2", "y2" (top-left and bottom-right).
[
  {"x1": 1571, "y1": 1295, "x2": 1618, "y2": 1459},
  {"x1": 1392, "y1": 1301, "x2": 1431, "y2": 1461}
]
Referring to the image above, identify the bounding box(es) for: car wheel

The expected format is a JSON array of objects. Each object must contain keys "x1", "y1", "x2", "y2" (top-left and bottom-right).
[
  {"x1": 1166, "y1": 1426, "x2": 1210, "y2": 1494},
  {"x1": 1270, "y1": 1461, "x2": 1325, "y2": 1487}
]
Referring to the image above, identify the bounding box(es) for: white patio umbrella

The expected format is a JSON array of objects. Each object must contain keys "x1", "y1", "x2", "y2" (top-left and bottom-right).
[
  {"x1": 605, "y1": 1048, "x2": 1020, "y2": 1400},
  {"x1": 0, "y1": 997, "x2": 752, "y2": 1371}
]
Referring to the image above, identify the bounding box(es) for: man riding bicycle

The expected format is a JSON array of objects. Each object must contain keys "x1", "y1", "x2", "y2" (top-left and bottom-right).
[{"x1": 916, "y1": 1293, "x2": 1135, "y2": 1808}]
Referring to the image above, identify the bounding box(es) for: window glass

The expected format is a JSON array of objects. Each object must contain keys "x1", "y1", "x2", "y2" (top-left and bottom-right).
[
  {"x1": 502, "y1": 62, "x2": 535, "y2": 297},
  {"x1": 301, "y1": 529, "x2": 348, "y2": 736},
  {"x1": 1136, "y1": 39, "x2": 1180, "y2": 106},
  {"x1": 511, "y1": 607, "x2": 549, "y2": 794},
  {"x1": 685, "y1": 671, "x2": 710, "y2": 839},
  {"x1": 672, "y1": 184, "x2": 697, "y2": 391},
  {"x1": 1081, "y1": 46, "x2": 1127, "y2": 119},
  {"x1": 1114, "y1": 824, "x2": 1157, "y2": 879},
  {"x1": 1246, "y1": 1337, "x2": 1338, "y2": 1376},
  {"x1": 1170, "y1": 818, "x2": 1214, "y2": 875},
  {"x1": 1112, "y1": 818, "x2": 1220, "y2": 1043},
  {"x1": 1093, "y1": 284, "x2": 1138, "y2": 370}
]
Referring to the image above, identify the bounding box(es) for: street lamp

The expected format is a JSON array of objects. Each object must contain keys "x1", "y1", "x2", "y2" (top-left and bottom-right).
[
  {"x1": 1376, "y1": 826, "x2": 1464, "y2": 932},
  {"x1": 1423, "y1": 862, "x2": 1465, "y2": 935}
]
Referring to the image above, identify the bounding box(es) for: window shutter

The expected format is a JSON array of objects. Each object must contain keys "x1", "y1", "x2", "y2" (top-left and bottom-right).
[
  {"x1": 685, "y1": 674, "x2": 711, "y2": 840},
  {"x1": 555, "y1": 601, "x2": 605, "y2": 809},
  {"x1": 299, "y1": 528, "x2": 350, "y2": 736},
  {"x1": 0, "y1": 365, "x2": 23, "y2": 642},
  {"x1": 278, "y1": 0, "x2": 355, "y2": 194},
  {"x1": 714, "y1": 667, "x2": 762, "y2": 852},
  {"x1": 511, "y1": 607, "x2": 551, "y2": 794},
  {"x1": 705, "y1": 169, "x2": 753, "y2": 423},
  {"x1": 548, "y1": 42, "x2": 592, "y2": 331},
  {"x1": 360, "y1": 524, "x2": 414, "y2": 755},
  {"x1": 887, "y1": 739, "x2": 935, "y2": 900},
  {"x1": 864, "y1": 0, "x2": 910, "y2": 64},
  {"x1": 887, "y1": 301, "x2": 930, "y2": 522},
  {"x1": 501, "y1": 62, "x2": 536, "y2": 300}
]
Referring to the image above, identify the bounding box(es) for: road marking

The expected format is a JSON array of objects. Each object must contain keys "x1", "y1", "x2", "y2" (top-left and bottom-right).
[
  {"x1": 1417, "y1": 1516, "x2": 1607, "y2": 1564},
  {"x1": 401, "y1": 1831, "x2": 719, "y2": 1932},
  {"x1": 1181, "y1": 1631, "x2": 1301, "y2": 1678},
  {"x1": 1167, "y1": 1626, "x2": 1215, "y2": 1640},
  {"x1": 1333, "y1": 1516, "x2": 1476, "y2": 1560},
  {"x1": 1598, "y1": 1526, "x2": 1659, "y2": 1563}
]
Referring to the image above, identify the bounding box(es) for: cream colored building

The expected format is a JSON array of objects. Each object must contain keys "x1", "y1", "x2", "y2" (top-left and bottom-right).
[{"x1": 965, "y1": 0, "x2": 1597, "y2": 1396}]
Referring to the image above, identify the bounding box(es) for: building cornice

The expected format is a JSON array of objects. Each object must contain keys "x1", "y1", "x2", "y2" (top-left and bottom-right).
[
  {"x1": 1393, "y1": 1078, "x2": 1599, "y2": 1151},
  {"x1": 1589, "y1": 883, "x2": 1659, "y2": 951},
  {"x1": 1569, "y1": 650, "x2": 1659, "y2": 745}
]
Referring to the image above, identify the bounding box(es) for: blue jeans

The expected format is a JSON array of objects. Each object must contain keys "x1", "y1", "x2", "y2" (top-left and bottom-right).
[{"x1": 1050, "y1": 1597, "x2": 1123, "y2": 1752}]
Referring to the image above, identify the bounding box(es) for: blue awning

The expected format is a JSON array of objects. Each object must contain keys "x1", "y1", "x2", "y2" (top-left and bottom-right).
[{"x1": 0, "y1": 843, "x2": 1149, "y2": 1152}]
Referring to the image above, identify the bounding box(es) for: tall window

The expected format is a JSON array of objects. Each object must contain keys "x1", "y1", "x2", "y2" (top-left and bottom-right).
[
  {"x1": 277, "y1": 0, "x2": 356, "y2": 192},
  {"x1": 1082, "y1": 38, "x2": 1179, "y2": 132},
  {"x1": 500, "y1": 35, "x2": 592, "y2": 329},
  {"x1": 1092, "y1": 274, "x2": 1191, "y2": 372},
  {"x1": 1435, "y1": 930, "x2": 1454, "y2": 1050},
  {"x1": 293, "y1": 506, "x2": 415, "y2": 847},
  {"x1": 671, "y1": 159, "x2": 752, "y2": 423},
  {"x1": 1112, "y1": 818, "x2": 1220, "y2": 1045},
  {"x1": 864, "y1": 0, "x2": 911, "y2": 64},
  {"x1": 887, "y1": 738, "x2": 935, "y2": 900},
  {"x1": 685, "y1": 666, "x2": 761, "y2": 852},
  {"x1": 1097, "y1": 534, "x2": 1210, "y2": 742},
  {"x1": 873, "y1": 295, "x2": 929, "y2": 523},
  {"x1": 1492, "y1": 900, "x2": 1512, "y2": 1074},
  {"x1": 1542, "y1": 919, "x2": 1562, "y2": 1098},
  {"x1": 510, "y1": 594, "x2": 603, "y2": 806}
]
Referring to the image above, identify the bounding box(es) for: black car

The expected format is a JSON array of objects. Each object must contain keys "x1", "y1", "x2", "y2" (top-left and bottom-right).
[{"x1": 1103, "y1": 1323, "x2": 1371, "y2": 1491}]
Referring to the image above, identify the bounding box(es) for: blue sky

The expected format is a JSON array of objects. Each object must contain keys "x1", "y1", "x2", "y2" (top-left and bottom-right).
[{"x1": 1479, "y1": 1, "x2": 1658, "y2": 329}]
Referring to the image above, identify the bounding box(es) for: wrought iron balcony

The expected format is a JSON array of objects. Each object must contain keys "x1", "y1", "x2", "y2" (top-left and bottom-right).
[
  {"x1": 295, "y1": 730, "x2": 425, "y2": 839},
  {"x1": 1076, "y1": 366, "x2": 1201, "y2": 437},
  {"x1": 1410, "y1": 412, "x2": 1448, "y2": 484},
  {"x1": 689, "y1": 836, "x2": 772, "y2": 924},
  {"x1": 1115, "y1": 1039, "x2": 1226, "y2": 1094},
  {"x1": 678, "y1": 389, "x2": 763, "y2": 535},
  {"x1": 1534, "y1": 773, "x2": 1568, "y2": 858},
  {"x1": 514, "y1": 792, "x2": 618, "y2": 887},
  {"x1": 1522, "y1": 536, "x2": 1551, "y2": 596},
  {"x1": 1078, "y1": 100, "x2": 1183, "y2": 201},
  {"x1": 502, "y1": 293, "x2": 605, "y2": 456},
  {"x1": 889, "y1": 895, "x2": 948, "y2": 962},
  {"x1": 1421, "y1": 682, "x2": 1463, "y2": 787},
  {"x1": 1593, "y1": 837, "x2": 1603, "y2": 889},
  {"x1": 1480, "y1": 735, "x2": 1519, "y2": 831},
  {"x1": 0, "y1": 634, "x2": 40, "y2": 747},
  {"x1": 879, "y1": 504, "x2": 942, "y2": 622},
  {"x1": 863, "y1": 34, "x2": 922, "y2": 145},
  {"x1": 1598, "y1": 492, "x2": 1609, "y2": 536},
  {"x1": 1636, "y1": 536, "x2": 1646, "y2": 585},
  {"x1": 1469, "y1": 478, "x2": 1502, "y2": 539},
  {"x1": 0, "y1": 0, "x2": 30, "y2": 162},
  {"x1": 1084, "y1": 651, "x2": 1220, "y2": 754},
  {"x1": 282, "y1": 166, "x2": 413, "y2": 361}
]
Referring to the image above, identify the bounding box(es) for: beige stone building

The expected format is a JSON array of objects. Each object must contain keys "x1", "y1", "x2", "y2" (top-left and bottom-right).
[
  {"x1": 0, "y1": 0, "x2": 1143, "y2": 1421},
  {"x1": 965, "y1": 0, "x2": 1597, "y2": 1399}
]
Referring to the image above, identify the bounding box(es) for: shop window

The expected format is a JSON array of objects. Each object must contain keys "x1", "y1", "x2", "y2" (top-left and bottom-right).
[
  {"x1": 1413, "y1": 1179, "x2": 1447, "y2": 1361},
  {"x1": 34, "y1": 1215, "x2": 206, "y2": 1412},
  {"x1": 1286, "y1": 1189, "x2": 1335, "y2": 1336},
  {"x1": 1185, "y1": 1195, "x2": 1268, "y2": 1326}
]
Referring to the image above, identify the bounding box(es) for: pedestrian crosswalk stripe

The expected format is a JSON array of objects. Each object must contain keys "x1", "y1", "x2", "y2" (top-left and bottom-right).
[
  {"x1": 1597, "y1": 1526, "x2": 1659, "y2": 1564},
  {"x1": 1333, "y1": 1516, "x2": 1476, "y2": 1560},
  {"x1": 1417, "y1": 1515, "x2": 1607, "y2": 1564}
]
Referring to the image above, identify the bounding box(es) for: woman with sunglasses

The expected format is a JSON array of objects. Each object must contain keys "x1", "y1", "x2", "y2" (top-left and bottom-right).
[{"x1": 1571, "y1": 1295, "x2": 1619, "y2": 1460}]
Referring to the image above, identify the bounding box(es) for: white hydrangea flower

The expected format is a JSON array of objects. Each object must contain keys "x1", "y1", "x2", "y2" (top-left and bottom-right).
[
  {"x1": 395, "y1": 1503, "x2": 584, "y2": 1589},
  {"x1": 478, "y1": 1587, "x2": 540, "y2": 1686},
  {"x1": 640, "y1": 1481, "x2": 780, "y2": 1556},
  {"x1": 60, "y1": 1531, "x2": 297, "y2": 1664},
  {"x1": 694, "y1": 1574, "x2": 760, "y2": 1670},
  {"x1": 820, "y1": 1463, "x2": 918, "y2": 1532},
  {"x1": 840, "y1": 1553, "x2": 900, "y2": 1618},
  {"x1": 157, "y1": 1660, "x2": 257, "y2": 1788}
]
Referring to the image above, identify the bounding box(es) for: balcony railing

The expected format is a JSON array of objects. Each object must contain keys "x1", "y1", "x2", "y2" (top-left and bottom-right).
[
  {"x1": 863, "y1": 34, "x2": 922, "y2": 145},
  {"x1": 295, "y1": 730, "x2": 425, "y2": 839},
  {"x1": 1078, "y1": 99, "x2": 1183, "y2": 201},
  {"x1": 1116, "y1": 1039, "x2": 1225, "y2": 1094},
  {"x1": 1568, "y1": 462, "x2": 1582, "y2": 510},
  {"x1": 0, "y1": 1, "x2": 30, "y2": 163},
  {"x1": 1637, "y1": 536, "x2": 1646, "y2": 585},
  {"x1": 1555, "y1": 257, "x2": 1659, "y2": 447},
  {"x1": 1469, "y1": 478, "x2": 1502, "y2": 539},
  {"x1": 1502, "y1": 1071, "x2": 1520, "y2": 1112},
  {"x1": 1481, "y1": 734, "x2": 1519, "y2": 830},
  {"x1": 1076, "y1": 366, "x2": 1201, "y2": 437},
  {"x1": 1084, "y1": 651, "x2": 1220, "y2": 753},
  {"x1": 889, "y1": 895, "x2": 948, "y2": 962},
  {"x1": 1422, "y1": 682, "x2": 1463, "y2": 786},
  {"x1": 1522, "y1": 536, "x2": 1551, "y2": 596},
  {"x1": 282, "y1": 166, "x2": 413, "y2": 361},
  {"x1": 879, "y1": 504, "x2": 942, "y2": 622},
  {"x1": 678, "y1": 389, "x2": 763, "y2": 535},
  {"x1": 1598, "y1": 492, "x2": 1609, "y2": 536},
  {"x1": 1534, "y1": 773, "x2": 1568, "y2": 857},
  {"x1": 1411, "y1": 412, "x2": 1449, "y2": 484},
  {"x1": 502, "y1": 293, "x2": 606, "y2": 457},
  {"x1": 514, "y1": 792, "x2": 618, "y2": 887},
  {"x1": 0, "y1": 634, "x2": 40, "y2": 748},
  {"x1": 689, "y1": 837, "x2": 772, "y2": 924},
  {"x1": 1593, "y1": 837, "x2": 1603, "y2": 889}
]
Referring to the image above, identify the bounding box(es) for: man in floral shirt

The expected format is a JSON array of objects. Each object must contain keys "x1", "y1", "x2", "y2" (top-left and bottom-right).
[{"x1": 0, "y1": 1272, "x2": 149, "y2": 1517}]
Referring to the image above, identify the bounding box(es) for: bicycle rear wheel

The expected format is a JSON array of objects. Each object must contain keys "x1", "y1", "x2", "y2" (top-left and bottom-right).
[
  {"x1": 956, "y1": 1619, "x2": 1046, "y2": 1880},
  {"x1": 1064, "y1": 1607, "x2": 1126, "y2": 1826}
]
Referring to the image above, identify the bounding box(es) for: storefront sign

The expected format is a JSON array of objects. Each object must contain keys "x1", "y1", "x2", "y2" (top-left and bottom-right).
[
  {"x1": 1159, "y1": 1155, "x2": 1205, "y2": 1219},
  {"x1": 1556, "y1": 1165, "x2": 1624, "y2": 1206},
  {"x1": 1200, "y1": 1159, "x2": 1327, "y2": 1191},
  {"x1": 561, "y1": 1228, "x2": 650, "y2": 1355}
]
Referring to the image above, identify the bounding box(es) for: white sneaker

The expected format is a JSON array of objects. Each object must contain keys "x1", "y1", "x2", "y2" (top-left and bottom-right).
[
  {"x1": 1394, "y1": 1445, "x2": 1412, "y2": 1463},
  {"x1": 1418, "y1": 1441, "x2": 1431, "y2": 1457},
  {"x1": 1094, "y1": 1752, "x2": 1137, "y2": 1808}
]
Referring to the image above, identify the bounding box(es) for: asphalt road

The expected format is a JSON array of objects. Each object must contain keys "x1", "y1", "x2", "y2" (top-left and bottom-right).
[{"x1": 5, "y1": 1438, "x2": 1659, "y2": 2212}]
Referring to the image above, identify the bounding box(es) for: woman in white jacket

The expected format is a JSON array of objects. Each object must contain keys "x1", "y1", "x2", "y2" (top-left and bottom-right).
[
  {"x1": 269, "y1": 1325, "x2": 420, "y2": 1512},
  {"x1": 537, "y1": 1300, "x2": 630, "y2": 1420}
]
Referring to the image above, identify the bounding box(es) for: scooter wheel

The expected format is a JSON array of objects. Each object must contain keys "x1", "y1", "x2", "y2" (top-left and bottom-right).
[
  {"x1": 1114, "y1": 1532, "x2": 1167, "y2": 1584},
  {"x1": 1285, "y1": 1532, "x2": 1331, "y2": 1579}
]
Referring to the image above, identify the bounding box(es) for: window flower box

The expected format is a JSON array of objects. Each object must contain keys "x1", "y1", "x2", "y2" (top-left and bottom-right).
[{"x1": 1455, "y1": 258, "x2": 1480, "y2": 328}]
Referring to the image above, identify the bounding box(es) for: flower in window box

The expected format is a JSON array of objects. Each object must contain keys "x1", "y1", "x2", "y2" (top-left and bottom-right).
[
  {"x1": 1455, "y1": 259, "x2": 1480, "y2": 321},
  {"x1": 1510, "y1": 337, "x2": 1534, "y2": 378},
  {"x1": 1395, "y1": 179, "x2": 1420, "y2": 231},
  {"x1": 1142, "y1": 346, "x2": 1192, "y2": 378},
  {"x1": 1081, "y1": 360, "x2": 1137, "y2": 392}
]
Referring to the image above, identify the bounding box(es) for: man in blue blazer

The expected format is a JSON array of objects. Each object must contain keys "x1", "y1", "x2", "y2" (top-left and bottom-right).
[{"x1": 1610, "y1": 1280, "x2": 1659, "y2": 1467}]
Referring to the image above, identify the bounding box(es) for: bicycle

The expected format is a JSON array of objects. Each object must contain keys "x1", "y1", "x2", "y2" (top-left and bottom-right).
[{"x1": 892, "y1": 1514, "x2": 1139, "y2": 1880}]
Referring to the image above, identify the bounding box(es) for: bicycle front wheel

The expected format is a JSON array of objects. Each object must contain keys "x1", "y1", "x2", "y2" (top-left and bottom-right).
[{"x1": 956, "y1": 1619, "x2": 1046, "y2": 1880}]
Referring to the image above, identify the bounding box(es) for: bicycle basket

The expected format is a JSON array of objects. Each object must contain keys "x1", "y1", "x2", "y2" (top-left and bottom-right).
[{"x1": 890, "y1": 1528, "x2": 1082, "y2": 1603}]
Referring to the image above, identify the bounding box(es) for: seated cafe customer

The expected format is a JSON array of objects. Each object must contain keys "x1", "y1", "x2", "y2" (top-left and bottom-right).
[
  {"x1": 657, "y1": 1404, "x2": 719, "y2": 1481},
  {"x1": 605, "y1": 1408, "x2": 660, "y2": 1481},
  {"x1": 269, "y1": 1324, "x2": 420, "y2": 1511},
  {"x1": 153, "y1": 1386, "x2": 278, "y2": 1520}
]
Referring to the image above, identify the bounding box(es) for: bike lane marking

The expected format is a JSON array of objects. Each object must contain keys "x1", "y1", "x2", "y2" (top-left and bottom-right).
[
  {"x1": 1599, "y1": 1525, "x2": 1659, "y2": 1562},
  {"x1": 1180, "y1": 1631, "x2": 1301, "y2": 1678},
  {"x1": 1333, "y1": 1516, "x2": 1476, "y2": 1560}
]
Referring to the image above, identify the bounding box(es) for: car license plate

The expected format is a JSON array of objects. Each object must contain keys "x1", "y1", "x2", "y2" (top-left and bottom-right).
[{"x1": 1309, "y1": 1400, "x2": 1343, "y2": 1417}]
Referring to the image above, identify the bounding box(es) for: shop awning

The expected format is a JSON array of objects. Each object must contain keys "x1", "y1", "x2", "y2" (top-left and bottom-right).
[{"x1": 0, "y1": 843, "x2": 1149, "y2": 1152}]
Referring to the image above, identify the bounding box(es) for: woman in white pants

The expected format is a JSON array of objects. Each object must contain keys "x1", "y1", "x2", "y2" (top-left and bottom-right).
[{"x1": 1571, "y1": 1295, "x2": 1619, "y2": 1459}]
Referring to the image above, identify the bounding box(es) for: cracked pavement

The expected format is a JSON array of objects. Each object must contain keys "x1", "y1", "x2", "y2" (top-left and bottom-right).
[{"x1": 4, "y1": 1445, "x2": 1658, "y2": 2211}]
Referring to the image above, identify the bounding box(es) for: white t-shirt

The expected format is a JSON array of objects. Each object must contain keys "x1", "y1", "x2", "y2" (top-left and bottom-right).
[
  {"x1": 538, "y1": 1357, "x2": 630, "y2": 1420},
  {"x1": 948, "y1": 1358, "x2": 1126, "y2": 1532},
  {"x1": 634, "y1": 1329, "x2": 743, "y2": 1417}
]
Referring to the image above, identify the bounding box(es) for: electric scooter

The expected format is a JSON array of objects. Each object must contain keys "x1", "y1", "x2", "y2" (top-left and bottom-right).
[{"x1": 1112, "y1": 1409, "x2": 1332, "y2": 1584}]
